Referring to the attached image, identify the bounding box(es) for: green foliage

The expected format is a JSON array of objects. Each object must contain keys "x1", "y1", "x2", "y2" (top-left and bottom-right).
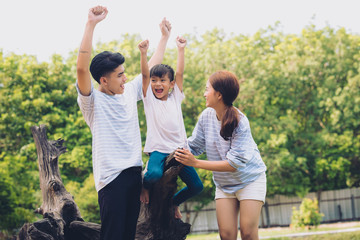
[
  {"x1": 1, "y1": 24, "x2": 359, "y2": 232},
  {"x1": 291, "y1": 198, "x2": 324, "y2": 229},
  {"x1": 0, "y1": 157, "x2": 37, "y2": 231}
]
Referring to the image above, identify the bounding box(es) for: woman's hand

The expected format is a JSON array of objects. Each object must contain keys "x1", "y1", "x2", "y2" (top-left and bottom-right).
[
  {"x1": 175, "y1": 148, "x2": 197, "y2": 167},
  {"x1": 176, "y1": 148, "x2": 237, "y2": 172}
]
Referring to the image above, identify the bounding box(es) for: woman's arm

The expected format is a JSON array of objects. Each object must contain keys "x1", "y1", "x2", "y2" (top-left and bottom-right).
[{"x1": 175, "y1": 148, "x2": 236, "y2": 172}]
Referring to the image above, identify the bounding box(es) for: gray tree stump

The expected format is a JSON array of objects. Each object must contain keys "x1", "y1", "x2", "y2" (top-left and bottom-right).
[
  {"x1": 17, "y1": 125, "x2": 190, "y2": 240},
  {"x1": 17, "y1": 125, "x2": 99, "y2": 240},
  {"x1": 135, "y1": 151, "x2": 191, "y2": 240}
]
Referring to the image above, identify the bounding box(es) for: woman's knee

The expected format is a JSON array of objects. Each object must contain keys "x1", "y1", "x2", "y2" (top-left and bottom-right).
[
  {"x1": 239, "y1": 226, "x2": 258, "y2": 240},
  {"x1": 219, "y1": 227, "x2": 238, "y2": 240}
]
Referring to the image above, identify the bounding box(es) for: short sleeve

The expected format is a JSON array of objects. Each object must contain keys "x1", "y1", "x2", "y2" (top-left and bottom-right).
[
  {"x1": 126, "y1": 74, "x2": 143, "y2": 101},
  {"x1": 76, "y1": 82, "x2": 95, "y2": 127},
  {"x1": 172, "y1": 83, "x2": 185, "y2": 103}
]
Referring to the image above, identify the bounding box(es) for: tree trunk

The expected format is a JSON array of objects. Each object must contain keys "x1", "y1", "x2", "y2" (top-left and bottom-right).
[
  {"x1": 17, "y1": 125, "x2": 99, "y2": 240},
  {"x1": 135, "y1": 151, "x2": 191, "y2": 240},
  {"x1": 17, "y1": 125, "x2": 190, "y2": 240}
]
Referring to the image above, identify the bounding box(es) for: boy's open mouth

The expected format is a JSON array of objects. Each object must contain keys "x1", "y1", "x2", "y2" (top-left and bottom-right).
[{"x1": 155, "y1": 89, "x2": 163, "y2": 93}]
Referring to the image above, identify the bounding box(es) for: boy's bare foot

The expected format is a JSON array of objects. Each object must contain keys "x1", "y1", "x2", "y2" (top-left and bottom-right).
[
  {"x1": 174, "y1": 206, "x2": 182, "y2": 219},
  {"x1": 140, "y1": 187, "x2": 149, "y2": 204}
]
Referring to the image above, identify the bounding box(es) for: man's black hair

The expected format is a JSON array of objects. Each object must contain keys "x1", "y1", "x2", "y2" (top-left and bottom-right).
[{"x1": 90, "y1": 51, "x2": 125, "y2": 83}]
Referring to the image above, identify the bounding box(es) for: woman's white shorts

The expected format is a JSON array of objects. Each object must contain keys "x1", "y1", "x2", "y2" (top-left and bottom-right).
[{"x1": 215, "y1": 172, "x2": 267, "y2": 203}]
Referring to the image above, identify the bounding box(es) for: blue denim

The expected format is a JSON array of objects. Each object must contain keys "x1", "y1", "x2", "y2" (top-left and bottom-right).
[{"x1": 143, "y1": 151, "x2": 203, "y2": 206}]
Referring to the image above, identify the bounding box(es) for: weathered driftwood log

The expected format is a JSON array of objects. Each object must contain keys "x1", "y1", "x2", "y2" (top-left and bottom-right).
[
  {"x1": 17, "y1": 125, "x2": 99, "y2": 240},
  {"x1": 17, "y1": 125, "x2": 190, "y2": 240},
  {"x1": 135, "y1": 152, "x2": 191, "y2": 240}
]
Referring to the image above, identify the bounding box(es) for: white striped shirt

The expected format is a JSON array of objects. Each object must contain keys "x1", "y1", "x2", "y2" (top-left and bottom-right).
[
  {"x1": 76, "y1": 75, "x2": 143, "y2": 192},
  {"x1": 188, "y1": 108, "x2": 267, "y2": 194}
]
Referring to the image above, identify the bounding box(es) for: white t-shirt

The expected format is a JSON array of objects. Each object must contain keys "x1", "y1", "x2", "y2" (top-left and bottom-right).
[
  {"x1": 76, "y1": 75, "x2": 143, "y2": 192},
  {"x1": 142, "y1": 83, "x2": 187, "y2": 154}
]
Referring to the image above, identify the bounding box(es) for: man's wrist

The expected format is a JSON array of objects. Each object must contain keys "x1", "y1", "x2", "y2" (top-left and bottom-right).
[
  {"x1": 160, "y1": 35, "x2": 170, "y2": 40},
  {"x1": 86, "y1": 21, "x2": 97, "y2": 29}
]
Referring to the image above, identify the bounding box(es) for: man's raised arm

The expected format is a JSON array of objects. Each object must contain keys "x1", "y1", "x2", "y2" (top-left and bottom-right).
[
  {"x1": 77, "y1": 6, "x2": 108, "y2": 96},
  {"x1": 148, "y1": 18, "x2": 172, "y2": 69}
]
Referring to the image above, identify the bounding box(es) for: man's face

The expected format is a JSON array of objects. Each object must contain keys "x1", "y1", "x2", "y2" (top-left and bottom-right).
[{"x1": 102, "y1": 65, "x2": 127, "y2": 95}]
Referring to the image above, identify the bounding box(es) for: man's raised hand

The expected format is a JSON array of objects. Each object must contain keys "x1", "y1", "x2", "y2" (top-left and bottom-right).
[
  {"x1": 159, "y1": 17, "x2": 172, "y2": 38},
  {"x1": 88, "y1": 6, "x2": 108, "y2": 25}
]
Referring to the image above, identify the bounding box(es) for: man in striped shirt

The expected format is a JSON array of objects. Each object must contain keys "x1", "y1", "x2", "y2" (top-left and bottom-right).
[{"x1": 76, "y1": 6, "x2": 171, "y2": 240}]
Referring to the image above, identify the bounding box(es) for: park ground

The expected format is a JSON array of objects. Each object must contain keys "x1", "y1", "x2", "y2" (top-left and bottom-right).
[{"x1": 187, "y1": 221, "x2": 360, "y2": 239}]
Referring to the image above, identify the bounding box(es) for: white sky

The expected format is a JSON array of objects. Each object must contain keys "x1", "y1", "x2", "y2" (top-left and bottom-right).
[{"x1": 1, "y1": 0, "x2": 360, "y2": 62}]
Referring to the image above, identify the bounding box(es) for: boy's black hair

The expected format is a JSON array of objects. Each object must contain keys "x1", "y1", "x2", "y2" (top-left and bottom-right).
[
  {"x1": 89, "y1": 51, "x2": 125, "y2": 84},
  {"x1": 150, "y1": 64, "x2": 175, "y2": 81}
]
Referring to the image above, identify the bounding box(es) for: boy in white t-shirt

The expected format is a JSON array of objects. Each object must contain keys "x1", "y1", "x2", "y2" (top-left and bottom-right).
[{"x1": 138, "y1": 37, "x2": 203, "y2": 218}]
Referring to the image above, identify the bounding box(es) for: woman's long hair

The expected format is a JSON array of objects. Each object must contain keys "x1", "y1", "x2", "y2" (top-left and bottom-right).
[{"x1": 209, "y1": 71, "x2": 240, "y2": 140}]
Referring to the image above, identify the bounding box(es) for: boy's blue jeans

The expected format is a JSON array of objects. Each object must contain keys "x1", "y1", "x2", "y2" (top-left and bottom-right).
[{"x1": 143, "y1": 151, "x2": 203, "y2": 206}]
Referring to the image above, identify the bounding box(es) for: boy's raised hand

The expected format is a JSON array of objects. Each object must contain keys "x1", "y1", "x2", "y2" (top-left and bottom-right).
[
  {"x1": 176, "y1": 36, "x2": 187, "y2": 49},
  {"x1": 159, "y1": 17, "x2": 172, "y2": 38},
  {"x1": 88, "y1": 5, "x2": 108, "y2": 25},
  {"x1": 139, "y1": 39, "x2": 150, "y2": 96},
  {"x1": 138, "y1": 39, "x2": 149, "y2": 54}
]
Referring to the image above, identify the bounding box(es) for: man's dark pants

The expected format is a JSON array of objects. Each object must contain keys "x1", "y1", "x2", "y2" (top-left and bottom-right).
[{"x1": 98, "y1": 166, "x2": 142, "y2": 240}]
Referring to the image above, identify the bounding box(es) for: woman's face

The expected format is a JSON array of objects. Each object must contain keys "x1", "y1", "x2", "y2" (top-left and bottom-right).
[{"x1": 204, "y1": 80, "x2": 219, "y2": 108}]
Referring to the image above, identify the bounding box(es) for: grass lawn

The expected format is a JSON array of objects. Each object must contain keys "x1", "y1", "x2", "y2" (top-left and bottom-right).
[
  {"x1": 186, "y1": 221, "x2": 360, "y2": 239},
  {"x1": 263, "y1": 231, "x2": 360, "y2": 240}
]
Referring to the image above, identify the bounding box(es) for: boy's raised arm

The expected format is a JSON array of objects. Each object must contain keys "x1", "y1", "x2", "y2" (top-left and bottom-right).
[
  {"x1": 138, "y1": 40, "x2": 150, "y2": 97},
  {"x1": 175, "y1": 36, "x2": 187, "y2": 92},
  {"x1": 148, "y1": 18, "x2": 172, "y2": 69},
  {"x1": 77, "y1": 6, "x2": 108, "y2": 96}
]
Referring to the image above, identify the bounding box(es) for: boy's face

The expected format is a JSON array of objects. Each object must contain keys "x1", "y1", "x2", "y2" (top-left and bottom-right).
[
  {"x1": 150, "y1": 73, "x2": 175, "y2": 100},
  {"x1": 101, "y1": 65, "x2": 127, "y2": 95}
]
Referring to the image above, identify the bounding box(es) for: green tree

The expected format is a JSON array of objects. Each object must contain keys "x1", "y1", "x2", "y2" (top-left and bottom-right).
[{"x1": 291, "y1": 198, "x2": 324, "y2": 229}]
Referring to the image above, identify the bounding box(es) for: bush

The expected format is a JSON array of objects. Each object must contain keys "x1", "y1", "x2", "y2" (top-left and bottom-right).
[{"x1": 291, "y1": 198, "x2": 324, "y2": 229}]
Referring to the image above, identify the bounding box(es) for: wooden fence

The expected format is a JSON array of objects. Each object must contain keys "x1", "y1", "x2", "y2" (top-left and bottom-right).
[{"x1": 181, "y1": 187, "x2": 360, "y2": 233}]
